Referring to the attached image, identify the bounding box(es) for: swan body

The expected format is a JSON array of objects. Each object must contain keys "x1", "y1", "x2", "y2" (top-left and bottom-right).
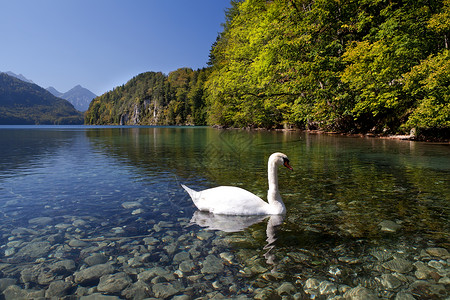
[{"x1": 182, "y1": 152, "x2": 292, "y2": 215}]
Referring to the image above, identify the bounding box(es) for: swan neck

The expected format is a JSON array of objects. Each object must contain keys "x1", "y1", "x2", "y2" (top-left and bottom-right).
[{"x1": 268, "y1": 160, "x2": 279, "y2": 192}]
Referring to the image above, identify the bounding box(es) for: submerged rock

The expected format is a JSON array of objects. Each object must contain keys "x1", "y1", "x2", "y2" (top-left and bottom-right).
[
  {"x1": 15, "y1": 241, "x2": 51, "y2": 259},
  {"x1": 85, "y1": 253, "x2": 108, "y2": 266},
  {"x1": 379, "y1": 220, "x2": 401, "y2": 233},
  {"x1": 426, "y1": 247, "x2": 450, "y2": 259},
  {"x1": 28, "y1": 217, "x2": 53, "y2": 225},
  {"x1": 152, "y1": 282, "x2": 180, "y2": 298},
  {"x1": 45, "y1": 280, "x2": 73, "y2": 298},
  {"x1": 97, "y1": 272, "x2": 132, "y2": 293},
  {"x1": 2, "y1": 285, "x2": 29, "y2": 300},
  {"x1": 382, "y1": 258, "x2": 413, "y2": 273},
  {"x1": 74, "y1": 264, "x2": 115, "y2": 284},
  {"x1": 121, "y1": 201, "x2": 141, "y2": 209},
  {"x1": 344, "y1": 285, "x2": 378, "y2": 300},
  {"x1": 201, "y1": 254, "x2": 224, "y2": 274}
]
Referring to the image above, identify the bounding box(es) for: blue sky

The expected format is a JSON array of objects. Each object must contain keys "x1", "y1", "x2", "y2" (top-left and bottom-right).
[{"x1": 0, "y1": 0, "x2": 231, "y2": 95}]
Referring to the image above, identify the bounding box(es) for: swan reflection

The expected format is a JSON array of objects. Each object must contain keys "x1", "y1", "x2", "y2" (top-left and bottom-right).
[
  {"x1": 191, "y1": 211, "x2": 285, "y2": 268},
  {"x1": 191, "y1": 211, "x2": 267, "y2": 232}
]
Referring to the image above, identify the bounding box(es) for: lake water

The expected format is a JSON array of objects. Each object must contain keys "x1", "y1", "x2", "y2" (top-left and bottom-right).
[{"x1": 0, "y1": 125, "x2": 448, "y2": 299}]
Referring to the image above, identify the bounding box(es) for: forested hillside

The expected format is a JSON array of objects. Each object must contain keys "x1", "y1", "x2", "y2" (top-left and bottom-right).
[
  {"x1": 0, "y1": 73, "x2": 83, "y2": 125},
  {"x1": 207, "y1": 0, "x2": 449, "y2": 135},
  {"x1": 85, "y1": 0, "x2": 449, "y2": 137},
  {"x1": 85, "y1": 68, "x2": 210, "y2": 125}
]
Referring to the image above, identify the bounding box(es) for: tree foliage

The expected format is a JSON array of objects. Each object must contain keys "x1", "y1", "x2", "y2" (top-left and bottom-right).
[
  {"x1": 206, "y1": 0, "x2": 449, "y2": 135},
  {"x1": 85, "y1": 0, "x2": 448, "y2": 138},
  {"x1": 0, "y1": 73, "x2": 83, "y2": 125},
  {"x1": 85, "y1": 68, "x2": 210, "y2": 125}
]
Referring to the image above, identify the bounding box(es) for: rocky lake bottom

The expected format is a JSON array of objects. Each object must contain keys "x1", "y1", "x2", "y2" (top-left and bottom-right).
[{"x1": 0, "y1": 199, "x2": 448, "y2": 300}]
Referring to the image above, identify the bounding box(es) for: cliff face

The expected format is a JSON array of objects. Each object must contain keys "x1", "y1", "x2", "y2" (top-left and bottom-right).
[{"x1": 85, "y1": 68, "x2": 209, "y2": 126}]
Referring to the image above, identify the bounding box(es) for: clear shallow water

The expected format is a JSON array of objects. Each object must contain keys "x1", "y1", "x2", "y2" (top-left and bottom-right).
[{"x1": 0, "y1": 126, "x2": 449, "y2": 299}]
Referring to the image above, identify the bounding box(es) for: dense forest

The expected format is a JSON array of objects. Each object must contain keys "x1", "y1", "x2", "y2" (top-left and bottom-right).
[
  {"x1": 86, "y1": 0, "x2": 449, "y2": 137},
  {"x1": 85, "y1": 68, "x2": 210, "y2": 125},
  {"x1": 0, "y1": 73, "x2": 83, "y2": 125}
]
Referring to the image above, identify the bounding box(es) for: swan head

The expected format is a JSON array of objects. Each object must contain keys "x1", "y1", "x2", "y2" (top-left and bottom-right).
[{"x1": 269, "y1": 152, "x2": 293, "y2": 170}]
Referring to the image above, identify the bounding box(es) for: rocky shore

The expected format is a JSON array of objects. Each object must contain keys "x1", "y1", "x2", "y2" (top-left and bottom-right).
[{"x1": 0, "y1": 200, "x2": 447, "y2": 299}]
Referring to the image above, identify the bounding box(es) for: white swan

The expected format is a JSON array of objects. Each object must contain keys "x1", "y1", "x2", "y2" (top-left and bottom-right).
[{"x1": 181, "y1": 152, "x2": 293, "y2": 215}]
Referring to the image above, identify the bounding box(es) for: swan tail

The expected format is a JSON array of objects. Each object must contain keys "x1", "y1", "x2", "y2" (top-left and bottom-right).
[{"x1": 181, "y1": 184, "x2": 200, "y2": 203}]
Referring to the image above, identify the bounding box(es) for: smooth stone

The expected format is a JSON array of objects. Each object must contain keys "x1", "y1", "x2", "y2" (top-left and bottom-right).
[
  {"x1": 143, "y1": 237, "x2": 158, "y2": 245},
  {"x1": 219, "y1": 252, "x2": 235, "y2": 264},
  {"x1": 277, "y1": 282, "x2": 296, "y2": 295},
  {"x1": 379, "y1": 220, "x2": 401, "y2": 233},
  {"x1": 407, "y1": 280, "x2": 446, "y2": 298},
  {"x1": 254, "y1": 287, "x2": 279, "y2": 300},
  {"x1": 2, "y1": 285, "x2": 28, "y2": 300},
  {"x1": 73, "y1": 219, "x2": 87, "y2": 226},
  {"x1": 152, "y1": 282, "x2": 179, "y2": 298},
  {"x1": 50, "y1": 259, "x2": 76, "y2": 272},
  {"x1": 382, "y1": 258, "x2": 413, "y2": 273},
  {"x1": 319, "y1": 280, "x2": 337, "y2": 295},
  {"x1": 74, "y1": 263, "x2": 115, "y2": 284},
  {"x1": 427, "y1": 260, "x2": 444, "y2": 270},
  {"x1": 370, "y1": 249, "x2": 392, "y2": 261},
  {"x1": 121, "y1": 201, "x2": 141, "y2": 209},
  {"x1": 132, "y1": 208, "x2": 144, "y2": 215},
  {"x1": 80, "y1": 294, "x2": 121, "y2": 299},
  {"x1": 201, "y1": 255, "x2": 224, "y2": 274},
  {"x1": 395, "y1": 291, "x2": 416, "y2": 300},
  {"x1": 55, "y1": 223, "x2": 71, "y2": 229},
  {"x1": 413, "y1": 261, "x2": 433, "y2": 279},
  {"x1": 121, "y1": 280, "x2": 151, "y2": 299},
  {"x1": 69, "y1": 239, "x2": 89, "y2": 247},
  {"x1": 4, "y1": 248, "x2": 15, "y2": 257},
  {"x1": 0, "y1": 278, "x2": 17, "y2": 292},
  {"x1": 45, "y1": 280, "x2": 73, "y2": 298},
  {"x1": 97, "y1": 272, "x2": 132, "y2": 293},
  {"x1": 15, "y1": 241, "x2": 51, "y2": 259},
  {"x1": 138, "y1": 267, "x2": 173, "y2": 282},
  {"x1": 438, "y1": 276, "x2": 450, "y2": 284},
  {"x1": 426, "y1": 247, "x2": 450, "y2": 259},
  {"x1": 173, "y1": 251, "x2": 191, "y2": 262},
  {"x1": 344, "y1": 285, "x2": 378, "y2": 300},
  {"x1": 179, "y1": 260, "x2": 196, "y2": 273},
  {"x1": 381, "y1": 274, "x2": 402, "y2": 289},
  {"x1": 85, "y1": 253, "x2": 108, "y2": 266},
  {"x1": 28, "y1": 217, "x2": 53, "y2": 225},
  {"x1": 304, "y1": 278, "x2": 320, "y2": 290},
  {"x1": 196, "y1": 231, "x2": 213, "y2": 240},
  {"x1": 11, "y1": 227, "x2": 38, "y2": 236},
  {"x1": 172, "y1": 295, "x2": 191, "y2": 300}
]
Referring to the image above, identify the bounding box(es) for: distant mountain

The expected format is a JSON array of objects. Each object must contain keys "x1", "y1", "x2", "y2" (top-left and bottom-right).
[
  {"x1": 46, "y1": 86, "x2": 63, "y2": 98},
  {"x1": 0, "y1": 73, "x2": 84, "y2": 125},
  {"x1": 5, "y1": 71, "x2": 34, "y2": 84},
  {"x1": 47, "y1": 85, "x2": 96, "y2": 112}
]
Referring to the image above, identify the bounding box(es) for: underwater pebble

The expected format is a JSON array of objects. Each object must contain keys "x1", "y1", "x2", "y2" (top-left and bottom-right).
[
  {"x1": 28, "y1": 217, "x2": 53, "y2": 225},
  {"x1": 97, "y1": 272, "x2": 132, "y2": 293},
  {"x1": 426, "y1": 247, "x2": 449, "y2": 259},
  {"x1": 379, "y1": 220, "x2": 401, "y2": 233},
  {"x1": 74, "y1": 263, "x2": 115, "y2": 284},
  {"x1": 131, "y1": 208, "x2": 144, "y2": 215},
  {"x1": 382, "y1": 258, "x2": 413, "y2": 273},
  {"x1": 121, "y1": 201, "x2": 141, "y2": 209}
]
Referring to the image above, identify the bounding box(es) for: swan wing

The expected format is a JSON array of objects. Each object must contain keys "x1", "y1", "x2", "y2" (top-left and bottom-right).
[{"x1": 182, "y1": 185, "x2": 270, "y2": 215}]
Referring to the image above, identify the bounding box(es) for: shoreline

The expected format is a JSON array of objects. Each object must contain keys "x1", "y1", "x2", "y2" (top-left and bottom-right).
[{"x1": 212, "y1": 125, "x2": 450, "y2": 143}]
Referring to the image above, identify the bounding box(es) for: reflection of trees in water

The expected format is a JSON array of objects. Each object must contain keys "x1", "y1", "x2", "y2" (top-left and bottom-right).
[{"x1": 85, "y1": 127, "x2": 449, "y2": 242}]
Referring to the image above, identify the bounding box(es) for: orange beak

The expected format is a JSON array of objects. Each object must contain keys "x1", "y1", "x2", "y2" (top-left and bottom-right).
[{"x1": 284, "y1": 160, "x2": 293, "y2": 171}]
